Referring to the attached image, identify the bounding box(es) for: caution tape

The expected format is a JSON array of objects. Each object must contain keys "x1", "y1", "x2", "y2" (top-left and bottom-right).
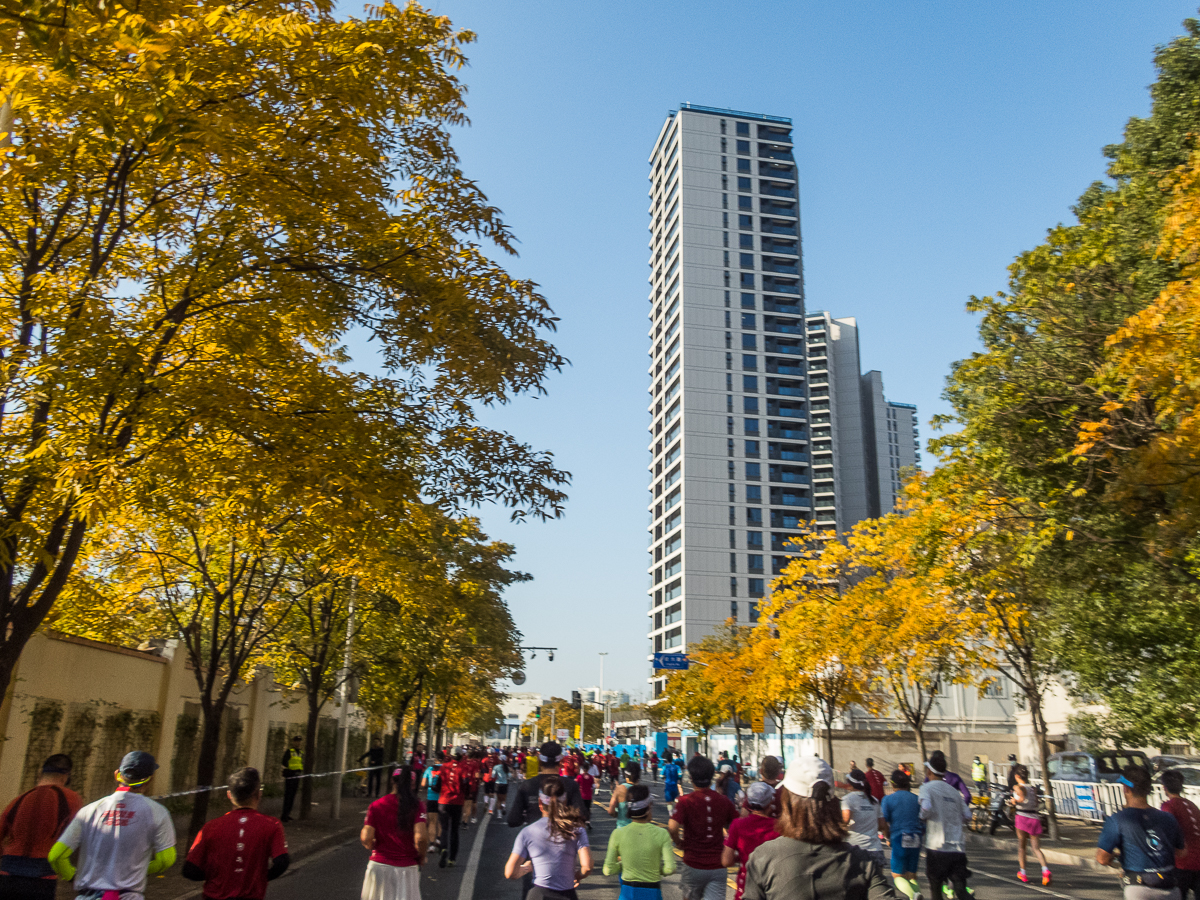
[{"x1": 151, "y1": 764, "x2": 393, "y2": 801}]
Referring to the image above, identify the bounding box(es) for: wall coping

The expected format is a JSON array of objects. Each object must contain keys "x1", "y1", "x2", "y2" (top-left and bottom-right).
[{"x1": 44, "y1": 630, "x2": 169, "y2": 663}]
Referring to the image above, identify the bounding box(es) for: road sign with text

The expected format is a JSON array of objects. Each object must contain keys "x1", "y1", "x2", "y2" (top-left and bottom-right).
[
  {"x1": 556, "y1": 728, "x2": 568, "y2": 741},
  {"x1": 653, "y1": 652, "x2": 690, "y2": 670},
  {"x1": 750, "y1": 713, "x2": 765, "y2": 734}
]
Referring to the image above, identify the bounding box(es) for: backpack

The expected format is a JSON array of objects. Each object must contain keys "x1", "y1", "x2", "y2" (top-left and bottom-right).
[{"x1": 3, "y1": 785, "x2": 71, "y2": 841}]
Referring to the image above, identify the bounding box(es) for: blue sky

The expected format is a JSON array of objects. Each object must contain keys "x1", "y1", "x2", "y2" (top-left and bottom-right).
[{"x1": 362, "y1": 1, "x2": 1198, "y2": 699}]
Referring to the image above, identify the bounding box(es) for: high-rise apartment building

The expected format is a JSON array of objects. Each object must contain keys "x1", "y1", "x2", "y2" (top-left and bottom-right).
[
  {"x1": 645, "y1": 104, "x2": 809, "y2": 698},
  {"x1": 805, "y1": 311, "x2": 921, "y2": 532}
]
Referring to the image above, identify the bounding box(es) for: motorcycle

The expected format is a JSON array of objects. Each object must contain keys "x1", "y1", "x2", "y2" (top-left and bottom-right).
[{"x1": 988, "y1": 782, "x2": 1015, "y2": 835}]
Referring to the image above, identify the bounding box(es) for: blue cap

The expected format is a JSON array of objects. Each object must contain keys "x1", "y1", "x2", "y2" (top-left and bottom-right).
[{"x1": 119, "y1": 751, "x2": 158, "y2": 784}]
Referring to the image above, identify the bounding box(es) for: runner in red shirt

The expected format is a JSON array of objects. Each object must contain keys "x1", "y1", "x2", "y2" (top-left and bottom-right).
[
  {"x1": 360, "y1": 764, "x2": 428, "y2": 900},
  {"x1": 722, "y1": 782, "x2": 780, "y2": 900},
  {"x1": 436, "y1": 752, "x2": 465, "y2": 867},
  {"x1": 668, "y1": 755, "x2": 736, "y2": 900},
  {"x1": 1163, "y1": 769, "x2": 1200, "y2": 900},
  {"x1": 576, "y1": 767, "x2": 596, "y2": 829},
  {"x1": 0, "y1": 753, "x2": 82, "y2": 900},
  {"x1": 864, "y1": 758, "x2": 886, "y2": 803},
  {"x1": 183, "y1": 767, "x2": 289, "y2": 900}
]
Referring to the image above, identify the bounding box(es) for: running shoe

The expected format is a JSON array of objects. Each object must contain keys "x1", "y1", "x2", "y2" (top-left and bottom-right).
[
  {"x1": 447, "y1": 860, "x2": 457, "y2": 868},
  {"x1": 1042, "y1": 870, "x2": 1052, "y2": 886},
  {"x1": 1017, "y1": 871, "x2": 1029, "y2": 883},
  {"x1": 439, "y1": 849, "x2": 447, "y2": 869}
]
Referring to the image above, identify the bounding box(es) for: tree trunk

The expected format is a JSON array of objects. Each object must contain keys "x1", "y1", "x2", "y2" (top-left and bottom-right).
[
  {"x1": 778, "y1": 713, "x2": 786, "y2": 759},
  {"x1": 914, "y1": 728, "x2": 927, "y2": 769},
  {"x1": 822, "y1": 707, "x2": 835, "y2": 764},
  {"x1": 187, "y1": 701, "x2": 226, "y2": 843},
  {"x1": 1030, "y1": 691, "x2": 1059, "y2": 840},
  {"x1": 300, "y1": 689, "x2": 321, "y2": 818}
]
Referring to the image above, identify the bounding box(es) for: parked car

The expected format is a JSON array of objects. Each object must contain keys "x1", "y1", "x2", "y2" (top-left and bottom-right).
[
  {"x1": 1151, "y1": 755, "x2": 1200, "y2": 773},
  {"x1": 1047, "y1": 750, "x2": 1151, "y2": 783},
  {"x1": 1157, "y1": 765, "x2": 1200, "y2": 787}
]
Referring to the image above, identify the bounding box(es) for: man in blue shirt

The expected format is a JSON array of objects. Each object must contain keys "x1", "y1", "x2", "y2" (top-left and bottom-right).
[
  {"x1": 882, "y1": 768, "x2": 923, "y2": 900},
  {"x1": 1097, "y1": 766, "x2": 1186, "y2": 900},
  {"x1": 663, "y1": 756, "x2": 682, "y2": 817}
]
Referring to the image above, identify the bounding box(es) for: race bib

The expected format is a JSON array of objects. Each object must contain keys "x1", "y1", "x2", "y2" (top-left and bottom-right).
[{"x1": 901, "y1": 834, "x2": 922, "y2": 848}]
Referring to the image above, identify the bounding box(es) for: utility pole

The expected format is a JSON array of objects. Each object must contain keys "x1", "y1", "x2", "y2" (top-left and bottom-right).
[
  {"x1": 551, "y1": 707, "x2": 556, "y2": 741},
  {"x1": 330, "y1": 581, "x2": 356, "y2": 820},
  {"x1": 579, "y1": 699, "x2": 585, "y2": 745},
  {"x1": 426, "y1": 694, "x2": 437, "y2": 754}
]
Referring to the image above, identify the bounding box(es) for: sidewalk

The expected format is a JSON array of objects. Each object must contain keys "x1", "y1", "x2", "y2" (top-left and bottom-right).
[
  {"x1": 967, "y1": 819, "x2": 1109, "y2": 872},
  {"x1": 136, "y1": 792, "x2": 374, "y2": 900}
]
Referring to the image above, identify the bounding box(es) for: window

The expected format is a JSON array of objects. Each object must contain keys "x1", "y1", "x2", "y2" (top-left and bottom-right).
[
  {"x1": 741, "y1": 292, "x2": 755, "y2": 309},
  {"x1": 727, "y1": 416, "x2": 734, "y2": 435},
  {"x1": 738, "y1": 196, "x2": 753, "y2": 210},
  {"x1": 746, "y1": 485, "x2": 762, "y2": 504},
  {"x1": 745, "y1": 440, "x2": 760, "y2": 458},
  {"x1": 738, "y1": 214, "x2": 753, "y2": 230},
  {"x1": 665, "y1": 578, "x2": 681, "y2": 602},
  {"x1": 736, "y1": 139, "x2": 750, "y2": 154},
  {"x1": 728, "y1": 483, "x2": 735, "y2": 501},
  {"x1": 723, "y1": 212, "x2": 729, "y2": 227},
  {"x1": 749, "y1": 578, "x2": 764, "y2": 598},
  {"x1": 727, "y1": 460, "x2": 735, "y2": 479},
  {"x1": 729, "y1": 529, "x2": 737, "y2": 548},
  {"x1": 748, "y1": 554, "x2": 764, "y2": 574},
  {"x1": 720, "y1": 156, "x2": 726, "y2": 171},
  {"x1": 721, "y1": 174, "x2": 728, "y2": 189},
  {"x1": 743, "y1": 375, "x2": 758, "y2": 393},
  {"x1": 666, "y1": 421, "x2": 681, "y2": 444},
  {"x1": 730, "y1": 552, "x2": 737, "y2": 573},
  {"x1": 772, "y1": 555, "x2": 789, "y2": 574},
  {"x1": 739, "y1": 233, "x2": 754, "y2": 250},
  {"x1": 730, "y1": 578, "x2": 738, "y2": 597},
  {"x1": 741, "y1": 314, "x2": 756, "y2": 330},
  {"x1": 729, "y1": 506, "x2": 736, "y2": 525},
  {"x1": 749, "y1": 601, "x2": 759, "y2": 623},
  {"x1": 745, "y1": 462, "x2": 761, "y2": 480},
  {"x1": 741, "y1": 273, "x2": 755, "y2": 288},
  {"x1": 726, "y1": 352, "x2": 733, "y2": 370},
  {"x1": 742, "y1": 354, "x2": 757, "y2": 370},
  {"x1": 665, "y1": 509, "x2": 681, "y2": 532},
  {"x1": 737, "y1": 176, "x2": 752, "y2": 192},
  {"x1": 727, "y1": 437, "x2": 735, "y2": 457},
  {"x1": 742, "y1": 334, "x2": 757, "y2": 351},
  {"x1": 744, "y1": 418, "x2": 759, "y2": 435},
  {"x1": 665, "y1": 533, "x2": 681, "y2": 555},
  {"x1": 983, "y1": 680, "x2": 1006, "y2": 699},
  {"x1": 747, "y1": 508, "x2": 763, "y2": 526},
  {"x1": 743, "y1": 397, "x2": 759, "y2": 414},
  {"x1": 664, "y1": 487, "x2": 681, "y2": 511},
  {"x1": 720, "y1": 120, "x2": 727, "y2": 134},
  {"x1": 723, "y1": 250, "x2": 730, "y2": 268},
  {"x1": 665, "y1": 555, "x2": 681, "y2": 578},
  {"x1": 654, "y1": 566, "x2": 662, "y2": 584},
  {"x1": 664, "y1": 626, "x2": 682, "y2": 649},
  {"x1": 730, "y1": 600, "x2": 738, "y2": 621},
  {"x1": 736, "y1": 122, "x2": 750, "y2": 136},
  {"x1": 747, "y1": 531, "x2": 763, "y2": 549},
  {"x1": 722, "y1": 194, "x2": 728, "y2": 208},
  {"x1": 737, "y1": 158, "x2": 751, "y2": 173}
]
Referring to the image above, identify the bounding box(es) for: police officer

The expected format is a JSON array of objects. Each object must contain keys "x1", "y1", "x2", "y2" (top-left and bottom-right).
[
  {"x1": 972, "y1": 756, "x2": 987, "y2": 797},
  {"x1": 280, "y1": 736, "x2": 303, "y2": 822}
]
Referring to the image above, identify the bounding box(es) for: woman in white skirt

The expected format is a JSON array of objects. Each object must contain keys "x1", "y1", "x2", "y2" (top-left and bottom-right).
[{"x1": 361, "y1": 764, "x2": 429, "y2": 900}]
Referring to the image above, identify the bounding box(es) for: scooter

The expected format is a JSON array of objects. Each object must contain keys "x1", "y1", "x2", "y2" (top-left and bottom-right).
[{"x1": 988, "y1": 782, "x2": 1015, "y2": 834}]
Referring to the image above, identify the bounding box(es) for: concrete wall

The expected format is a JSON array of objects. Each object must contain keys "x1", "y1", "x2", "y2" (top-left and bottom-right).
[
  {"x1": 822, "y1": 728, "x2": 1018, "y2": 779},
  {"x1": 0, "y1": 631, "x2": 368, "y2": 806}
]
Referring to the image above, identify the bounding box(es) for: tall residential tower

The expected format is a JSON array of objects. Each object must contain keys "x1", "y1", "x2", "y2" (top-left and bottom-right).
[{"x1": 645, "y1": 105, "x2": 809, "y2": 699}]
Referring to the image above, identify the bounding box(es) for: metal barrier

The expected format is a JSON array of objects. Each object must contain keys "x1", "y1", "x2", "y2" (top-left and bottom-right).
[
  {"x1": 150, "y1": 764, "x2": 391, "y2": 802},
  {"x1": 1046, "y1": 780, "x2": 1200, "y2": 822}
]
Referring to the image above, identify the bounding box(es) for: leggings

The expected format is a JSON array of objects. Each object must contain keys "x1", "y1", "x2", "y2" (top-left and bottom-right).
[{"x1": 438, "y1": 803, "x2": 463, "y2": 860}]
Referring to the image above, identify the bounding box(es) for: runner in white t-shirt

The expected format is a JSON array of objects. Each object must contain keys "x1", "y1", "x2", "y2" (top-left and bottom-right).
[{"x1": 49, "y1": 751, "x2": 176, "y2": 900}]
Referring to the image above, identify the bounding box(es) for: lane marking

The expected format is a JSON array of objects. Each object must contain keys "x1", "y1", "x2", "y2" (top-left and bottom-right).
[
  {"x1": 456, "y1": 803, "x2": 491, "y2": 900},
  {"x1": 973, "y1": 866, "x2": 1110, "y2": 900}
]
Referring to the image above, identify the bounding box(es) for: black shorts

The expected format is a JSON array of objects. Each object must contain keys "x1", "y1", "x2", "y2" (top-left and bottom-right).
[
  {"x1": 484, "y1": 782, "x2": 495, "y2": 794},
  {"x1": 497, "y1": 784, "x2": 509, "y2": 796}
]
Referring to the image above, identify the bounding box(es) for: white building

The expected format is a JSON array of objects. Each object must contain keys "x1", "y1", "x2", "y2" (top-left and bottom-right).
[
  {"x1": 580, "y1": 686, "x2": 630, "y2": 709},
  {"x1": 494, "y1": 692, "x2": 542, "y2": 744},
  {"x1": 645, "y1": 104, "x2": 809, "y2": 699}
]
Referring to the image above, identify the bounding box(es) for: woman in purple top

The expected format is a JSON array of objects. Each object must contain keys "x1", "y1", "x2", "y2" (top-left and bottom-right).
[{"x1": 504, "y1": 776, "x2": 592, "y2": 900}]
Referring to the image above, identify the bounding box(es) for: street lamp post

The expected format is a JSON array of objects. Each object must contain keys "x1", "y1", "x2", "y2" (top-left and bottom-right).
[{"x1": 599, "y1": 652, "x2": 608, "y2": 743}]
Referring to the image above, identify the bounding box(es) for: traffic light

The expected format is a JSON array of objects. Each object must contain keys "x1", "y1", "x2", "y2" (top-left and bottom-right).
[
  {"x1": 534, "y1": 706, "x2": 542, "y2": 720},
  {"x1": 571, "y1": 691, "x2": 581, "y2": 710}
]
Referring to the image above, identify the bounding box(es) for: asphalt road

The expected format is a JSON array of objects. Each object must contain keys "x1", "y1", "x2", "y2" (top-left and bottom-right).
[{"x1": 264, "y1": 781, "x2": 1123, "y2": 900}]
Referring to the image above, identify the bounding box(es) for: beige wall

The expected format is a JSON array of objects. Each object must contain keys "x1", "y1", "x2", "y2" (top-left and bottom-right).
[
  {"x1": 0, "y1": 631, "x2": 368, "y2": 806},
  {"x1": 823, "y1": 728, "x2": 1018, "y2": 779}
]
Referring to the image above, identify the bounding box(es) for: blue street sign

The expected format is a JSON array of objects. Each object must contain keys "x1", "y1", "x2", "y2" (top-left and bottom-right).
[{"x1": 653, "y1": 652, "x2": 690, "y2": 670}]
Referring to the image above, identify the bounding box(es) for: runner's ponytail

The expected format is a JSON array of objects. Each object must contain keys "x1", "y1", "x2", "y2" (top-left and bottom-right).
[{"x1": 538, "y1": 775, "x2": 584, "y2": 842}]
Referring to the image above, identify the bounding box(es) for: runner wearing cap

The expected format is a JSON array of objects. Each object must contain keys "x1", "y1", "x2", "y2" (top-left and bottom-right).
[
  {"x1": 843, "y1": 768, "x2": 886, "y2": 866},
  {"x1": 722, "y1": 781, "x2": 779, "y2": 900},
  {"x1": 48, "y1": 751, "x2": 176, "y2": 900},
  {"x1": 0, "y1": 753, "x2": 82, "y2": 900},
  {"x1": 182, "y1": 766, "x2": 289, "y2": 900},
  {"x1": 919, "y1": 752, "x2": 974, "y2": 900},
  {"x1": 668, "y1": 754, "x2": 737, "y2": 900},
  {"x1": 604, "y1": 784, "x2": 675, "y2": 900},
  {"x1": 1097, "y1": 765, "x2": 1186, "y2": 900},
  {"x1": 506, "y1": 742, "x2": 586, "y2": 829},
  {"x1": 741, "y1": 756, "x2": 893, "y2": 900}
]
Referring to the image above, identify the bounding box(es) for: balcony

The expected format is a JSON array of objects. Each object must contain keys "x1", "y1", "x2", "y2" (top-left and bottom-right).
[
  {"x1": 765, "y1": 336, "x2": 804, "y2": 355},
  {"x1": 758, "y1": 146, "x2": 795, "y2": 162},
  {"x1": 771, "y1": 510, "x2": 805, "y2": 529},
  {"x1": 768, "y1": 420, "x2": 805, "y2": 439},
  {"x1": 760, "y1": 199, "x2": 797, "y2": 216},
  {"x1": 759, "y1": 161, "x2": 796, "y2": 179},
  {"x1": 764, "y1": 297, "x2": 802, "y2": 314},
  {"x1": 770, "y1": 487, "x2": 809, "y2": 507},
  {"x1": 769, "y1": 465, "x2": 807, "y2": 484},
  {"x1": 762, "y1": 276, "x2": 800, "y2": 294},
  {"x1": 762, "y1": 258, "x2": 800, "y2": 275},
  {"x1": 761, "y1": 218, "x2": 797, "y2": 236},
  {"x1": 762, "y1": 239, "x2": 799, "y2": 256},
  {"x1": 767, "y1": 378, "x2": 805, "y2": 397},
  {"x1": 758, "y1": 125, "x2": 793, "y2": 142},
  {"x1": 768, "y1": 399, "x2": 805, "y2": 418},
  {"x1": 760, "y1": 181, "x2": 797, "y2": 199},
  {"x1": 770, "y1": 448, "x2": 809, "y2": 463},
  {"x1": 766, "y1": 358, "x2": 805, "y2": 376},
  {"x1": 764, "y1": 316, "x2": 803, "y2": 335}
]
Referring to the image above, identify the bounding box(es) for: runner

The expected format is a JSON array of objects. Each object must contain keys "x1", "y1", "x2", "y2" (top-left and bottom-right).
[
  {"x1": 1097, "y1": 765, "x2": 1186, "y2": 900},
  {"x1": 504, "y1": 775, "x2": 591, "y2": 900},
  {"x1": 604, "y1": 783, "x2": 675, "y2": 900},
  {"x1": 608, "y1": 761, "x2": 642, "y2": 829},
  {"x1": 1010, "y1": 764, "x2": 1051, "y2": 885},
  {"x1": 48, "y1": 751, "x2": 176, "y2": 900},
  {"x1": 929, "y1": 750, "x2": 972, "y2": 806},
  {"x1": 182, "y1": 767, "x2": 289, "y2": 900},
  {"x1": 1162, "y1": 769, "x2": 1200, "y2": 900},
  {"x1": 722, "y1": 782, "x2": 779, "y2": 900},
  {"x1": 865, "y1": 758, "x2": 887, "y2": 803},
  {"x1": 462, "y1": 749, "x2": 481, "y2": 827},
  {"x1": 668, "y1": 754, "x2": 736, "y2": 900},
  {"x1": 507, "y1": 742, "x2": 586, "y2": 829},
  {"x1": 436, "y1": 750, "x2": 465, "y2": 868},
  {"x1": 742, "y1": 756, "x2": 893, "y2": 900},
  {"x1": 489, "y1": 754, "x2": 511, "y2": 818},
  {"x1": 741, "y1": 756, "x2": 783, "y2": 818},
  {"x1": 716, "y1": 753, "x2": 740, "y2": 804},
  {"x1": 843, "y1": 768, "x2": 886, "y2": 866},
  {"x1": 648, "y1": 750, "x2": 659, "y2": 783},
  {"x1": 919, "y1": 752, "x2": 974, "y2": 900},
  {"x1": 576, "y1": 762, "x2": 595, "y2": 829},
  {"x1": 526, "y1": 747, "x2": 541, "y2": 780},
  {"x1": 662, "y1": 755, "x2": 682, "y2": 818},
  {"x1": 0, "y1": 753, "x2": 82, "y2": 900},
  {"x1": 360, "y1": 765, "x2": 428, "y2": 900},
  {"x1": 881, "y1": 767, "x2": 923, "y2": 900},
  {"x1": 421, "y1": 754, "x2": 443, "y2": 850}
]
